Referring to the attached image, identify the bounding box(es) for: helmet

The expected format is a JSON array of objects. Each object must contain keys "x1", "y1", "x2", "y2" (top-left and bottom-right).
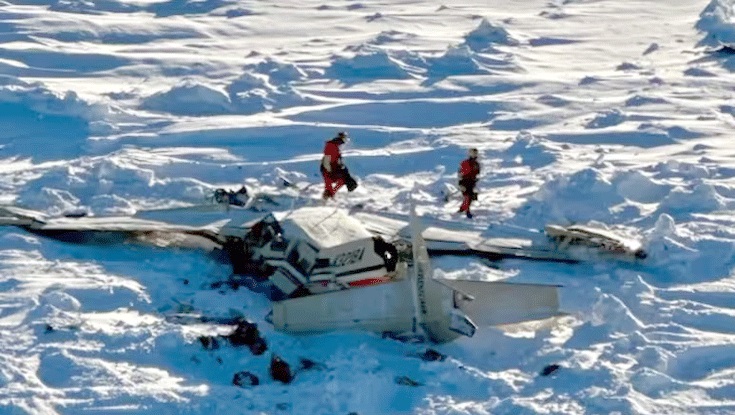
[
  {"x1": 468, "y1": 148, "x2": 479, "y2": 159},
  {"x1": 336, "y1": 131, "x2": 349, "y2": 143}
]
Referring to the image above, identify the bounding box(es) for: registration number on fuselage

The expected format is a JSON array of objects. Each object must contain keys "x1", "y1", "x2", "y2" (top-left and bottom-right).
[{"x1": 331, "y1": 247, "x2": 365, "y2": 267}]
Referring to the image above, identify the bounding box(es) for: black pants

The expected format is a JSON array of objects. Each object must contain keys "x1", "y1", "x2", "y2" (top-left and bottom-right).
[
  {"x1": 320, "y1": 166, "x2": 358, "y2": 193},
  {"x1": 459, "y1": 178, "x2": 477, "y2": 200}
]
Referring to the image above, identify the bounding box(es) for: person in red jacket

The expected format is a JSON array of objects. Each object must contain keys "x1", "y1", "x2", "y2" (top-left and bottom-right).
[
  {"x1": 321, "y1": 131, "x2": 357, "y2": 200},
  {"x1": 458, "y1": 148, "x2": 481, "y2": 218}
]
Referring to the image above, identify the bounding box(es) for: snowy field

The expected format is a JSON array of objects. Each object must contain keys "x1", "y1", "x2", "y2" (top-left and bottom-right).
[{"x1": 2, "y1": 0, "x2": 735, "y2": 413}]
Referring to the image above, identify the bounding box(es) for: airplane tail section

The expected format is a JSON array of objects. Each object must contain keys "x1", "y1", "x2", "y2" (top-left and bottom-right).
[{"x1": 270, "y1": 203, "x2": 565, "y2": 343}]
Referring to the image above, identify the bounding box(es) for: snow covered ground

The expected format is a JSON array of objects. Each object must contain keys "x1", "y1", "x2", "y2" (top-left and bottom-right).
[{"x1": 2, "y1": 0, "x2": 735, "y2": 413}]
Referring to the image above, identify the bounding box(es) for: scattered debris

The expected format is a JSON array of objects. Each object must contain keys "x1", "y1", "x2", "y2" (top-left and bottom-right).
[
  {"x1": 232, "y1": 371, "x2": 259, "y2": 387},
  {"x1": 395, "y1": 375, "x2": 423, "y2": 387},
  {"x1": 417, "y1": 348, "x2": 446, "y2": 362},
  {"x1": 298, "y1": 357, "x2": 326, "y2": 371},
  {"x1": 270, "y1": 354, "x2": 293, "y2": 384},
  {"x1": 248, "y1": 337, "x2": 268, "y2": 355},
  {"x1": 540, "y1": 363, "x2": 561, "y2": 377},
  {"x1": 198, "y1": 335, "x2": 219, "y2": 350},
  {"x1": 212, "y1": 186, "x2": 249, "y2": 207},
  {"x1": 42, "y1": 323, "x2": 78, "y2": 333},
  {"x1": 223, "y1": 319, "x2": 268, "y2": 355},
  {"x1": 299, "y1": 357, "x2": 316, "y2": 370},
  {"x1": 227, "y1": 320, "x2": 262, "y2": 346}
]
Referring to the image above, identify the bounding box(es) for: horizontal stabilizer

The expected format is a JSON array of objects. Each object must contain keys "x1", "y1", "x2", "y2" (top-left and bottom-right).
[{"x1": 438, "y1": 279, "x2": 563, "y2": 327}]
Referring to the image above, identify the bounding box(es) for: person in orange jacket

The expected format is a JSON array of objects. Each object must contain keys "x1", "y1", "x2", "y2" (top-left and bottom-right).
[
  {"x1": 321, "y1": 131, "x2": 357, "y2": 200},
  {"x1": 458, "y1": 148, "x2": 480, "y2": 218}
]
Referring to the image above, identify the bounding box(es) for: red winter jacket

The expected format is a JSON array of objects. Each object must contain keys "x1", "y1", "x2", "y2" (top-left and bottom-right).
[
  {"x1": 322, "y1": 139, "x2": 343, "y2": 173},
  {"x1": 459, "y1": 158, "x2": 480, "y2": 180}
]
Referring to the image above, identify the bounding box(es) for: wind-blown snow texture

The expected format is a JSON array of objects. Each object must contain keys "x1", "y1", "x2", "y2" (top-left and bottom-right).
[{"x1": 1, "y1": 0, "x2": 735, "y2": 414}]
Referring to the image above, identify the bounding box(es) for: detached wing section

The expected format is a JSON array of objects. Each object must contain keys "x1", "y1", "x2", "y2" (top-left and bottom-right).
[{"x1": 0, "y1": 204, "x2": 265, "y2": 249}]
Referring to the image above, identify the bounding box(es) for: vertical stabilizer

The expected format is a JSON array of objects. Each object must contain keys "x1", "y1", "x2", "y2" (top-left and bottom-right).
[
  {"x1": 408, "y1": 200, "x2": 428, "y2": 339},
  {"x1": 409, "y1": 202, "x2": 477, "y2": 343}
]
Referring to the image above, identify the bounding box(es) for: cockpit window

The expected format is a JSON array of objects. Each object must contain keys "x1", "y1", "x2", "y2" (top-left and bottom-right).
[
  {"x1": 271, "y1": 235, "x2": 289, "y2": 252},
  {"x1": 287, "y1": 242, "x2": 314, "y2": 275},
  {"x1": 248, "y1": 214, "x2": 283, "y2": 248}
]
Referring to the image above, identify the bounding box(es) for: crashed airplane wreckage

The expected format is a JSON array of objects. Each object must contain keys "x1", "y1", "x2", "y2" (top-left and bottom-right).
[{"x1": 0, "y1": 198, "x2": 645, "y2": 342}]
